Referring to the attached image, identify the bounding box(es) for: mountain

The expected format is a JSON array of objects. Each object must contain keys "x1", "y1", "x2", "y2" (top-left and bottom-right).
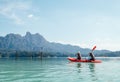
[
  {"x1": 0, "y1": 32, "x2": 111, "y2": 57},
  {"x1": 0, "y1": 32, "x2": 47, "y2": 51}
]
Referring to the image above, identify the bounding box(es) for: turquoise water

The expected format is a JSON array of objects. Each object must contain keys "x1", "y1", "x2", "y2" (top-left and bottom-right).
[{"x1": 0, "y1": 57, "x2": 120, "y2": 82}]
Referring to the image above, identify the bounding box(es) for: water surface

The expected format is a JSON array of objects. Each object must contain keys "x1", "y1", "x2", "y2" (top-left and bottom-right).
[{"x1": 0, "y1": 57, "x2": 120, "y2": 82}]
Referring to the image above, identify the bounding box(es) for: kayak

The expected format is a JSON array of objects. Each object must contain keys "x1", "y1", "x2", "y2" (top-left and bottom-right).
[{"x1": 68, "y1": 57, "x2": 102, "y2": 63}]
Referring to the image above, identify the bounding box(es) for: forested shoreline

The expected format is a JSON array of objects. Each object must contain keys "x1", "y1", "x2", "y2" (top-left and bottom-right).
[{"x1": 0, "y1": 49, "x2": 120, "y2": 58}]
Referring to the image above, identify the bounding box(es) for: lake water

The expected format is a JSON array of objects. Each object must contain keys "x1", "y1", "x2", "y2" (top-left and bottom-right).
[{"x1": 0, "y1": 57, "x2": 120, "y2": 82}]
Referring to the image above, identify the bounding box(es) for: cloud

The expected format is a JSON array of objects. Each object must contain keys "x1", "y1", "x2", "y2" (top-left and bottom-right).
[
  {"x1": 28, "y1": 14, "x2": 34, "y2": 18},
  {"x1": 11, "y1": 13, "x2": 24, "y2": 24},
  {"x1": 0, "y1": 1, "x2": 32, "y2": 25},
  {"x1": 0, "y1": 9, "x2": 22, "y2": 24}
]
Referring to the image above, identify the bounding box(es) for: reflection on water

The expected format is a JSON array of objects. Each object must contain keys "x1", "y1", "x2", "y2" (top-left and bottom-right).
[
  {"x1": 77, "y1": 63, "x2": 82, "y2": 68},
  {"x1": 76, "y1": 63, "x2": 82, "y2": 73},
  {"x1": 88, "y1": 63, "x2": 98, "y2": 81},
  {"x1": 76, "y1": 63, "x2": 98, "y2": 81},
  {"x1": 76, "y1": 63, "x2": 95, "y2": 72},
  {"x1": 88, "y1": 63, "x2": 95, "y2": 73}
]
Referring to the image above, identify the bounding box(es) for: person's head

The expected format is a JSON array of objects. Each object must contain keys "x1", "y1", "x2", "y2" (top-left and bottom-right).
[
  {"x1": 78, "y1": 51, "x2": 80, "y2": 54},
  {"x1": 89, "y1": 53, "x2": 92, "y2": 56}
]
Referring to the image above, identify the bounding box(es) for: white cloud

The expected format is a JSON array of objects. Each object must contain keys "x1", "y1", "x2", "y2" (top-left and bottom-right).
[
  {"x1": 28, "y1": 14, "x2": 33, "y2": 18},
  {"x1": 0, "y1": 1, "x2": 32, "y2": 25},
  {"x1": 0, "y1": 8, "x2": 23, "y2": 24},
  {"x1": 11, "y1": 13, "x2": 24, "y2": 24}
]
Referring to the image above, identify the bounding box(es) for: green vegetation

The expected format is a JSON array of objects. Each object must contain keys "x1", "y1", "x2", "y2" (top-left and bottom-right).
[
  {"x1": 0, "y1": 49, "x2": 72, "y2": 58},
  {"x1": 0, "y1": 49, "x2": 120, "y2": 58}
]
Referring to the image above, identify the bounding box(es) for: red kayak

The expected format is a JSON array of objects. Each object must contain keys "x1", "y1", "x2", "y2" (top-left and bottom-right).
[{"x1": 68, "y1": 57, "x2": 102, "y2": 63}]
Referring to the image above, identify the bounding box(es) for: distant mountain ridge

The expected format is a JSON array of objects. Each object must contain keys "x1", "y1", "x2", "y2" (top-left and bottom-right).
[{"x1": 0, "y1": 32, "x2": 111, "y2": 56}]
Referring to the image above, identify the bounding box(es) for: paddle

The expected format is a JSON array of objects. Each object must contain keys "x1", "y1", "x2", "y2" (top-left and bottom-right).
[{"x1": 91, "y1": 46, "x2": 96, "y2": 52}]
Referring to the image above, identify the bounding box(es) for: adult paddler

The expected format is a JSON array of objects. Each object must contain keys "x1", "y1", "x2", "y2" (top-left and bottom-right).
[
  {"x1": 76, "y1": 51, "x2": 82, "y2": 60},
  {"x1": 88, "y1": 46, "x2": 96, "y2": 61}
]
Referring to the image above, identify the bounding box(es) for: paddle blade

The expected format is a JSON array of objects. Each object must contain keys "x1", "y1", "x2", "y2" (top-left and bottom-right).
[{"x1": 92, "y1": 46, "x2": 96, "y2": 51}]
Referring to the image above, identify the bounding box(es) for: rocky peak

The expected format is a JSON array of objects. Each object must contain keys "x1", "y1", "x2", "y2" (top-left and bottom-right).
[
  {"x1": 24, "y1": 32, "x2": 46, "y2": 41},
  {"x1": 25, "y1": 32, "x2": 32, "y2": 37},
  {"x1": 5, "y1": 33, "x2": 21, "y2": 39}
]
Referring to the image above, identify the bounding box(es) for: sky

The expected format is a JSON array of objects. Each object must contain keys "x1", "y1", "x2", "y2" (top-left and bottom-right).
[{"x1": 0, "y1": 0, "x2": 120, "y2": 51}]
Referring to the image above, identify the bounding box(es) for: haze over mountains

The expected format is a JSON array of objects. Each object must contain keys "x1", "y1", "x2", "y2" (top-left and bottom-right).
[{"x1": 0, "y1": 32, "x2": 111, "y2": 56}]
